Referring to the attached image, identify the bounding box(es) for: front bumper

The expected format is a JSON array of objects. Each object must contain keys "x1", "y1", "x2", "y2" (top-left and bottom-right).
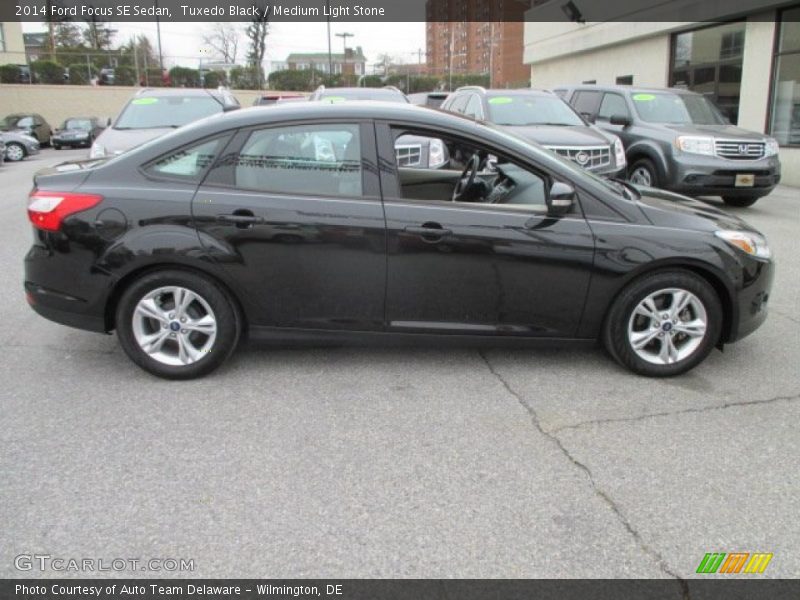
[
  {"x1": 728, "y1": 254, "x2": 774, "y2": 343},
  {"x1": 668, "y1": 153, "x2": 781, "y2": 197},
  {"x1": 53, "y1": 135, "x2": 91, "y2": 147}
]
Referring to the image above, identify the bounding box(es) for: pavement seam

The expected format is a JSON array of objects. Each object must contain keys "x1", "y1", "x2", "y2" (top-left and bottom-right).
[
  {"x1": 771, "y1": 308, "x2": 800, "y2": 326},
  {"x1": 550, "y1": 391, "x2": 800, "y2": 434},
  {"x1": 478, "y1": 350, "x2": 689, "y2": 596}
]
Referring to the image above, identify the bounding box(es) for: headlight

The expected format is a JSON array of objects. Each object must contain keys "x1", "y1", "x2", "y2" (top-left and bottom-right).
[
  {"x1": 715, "y1": 230, "x2": 771, "y2": 260},
  {"x1": 676, "y1": 136, "x2": 715, "y2": 156},
  {"x1": 428, "y1": 138, "x2": 447, "y2": 168},
  {"x1": 89, "y1": 143, "x2": 105, "y2": 158},
  {"x1": 613, "y1": 137, "x2": 626, "y2": 168},
  {"x1": 764, "y1": 137, "x2": 779, "y2": 157}
]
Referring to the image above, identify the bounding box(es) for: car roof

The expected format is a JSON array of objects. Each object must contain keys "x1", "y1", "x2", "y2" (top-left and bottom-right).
[{"x1": 565, "y1": 84, "x2": 698, "y2": 96}]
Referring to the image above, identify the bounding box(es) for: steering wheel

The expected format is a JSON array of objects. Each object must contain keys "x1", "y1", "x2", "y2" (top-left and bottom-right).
[{"x1": 451, "y1": 153, "x2": 481, "y2": 202}]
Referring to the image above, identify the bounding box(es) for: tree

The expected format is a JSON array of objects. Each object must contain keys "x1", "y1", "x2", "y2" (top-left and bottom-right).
[
  {"x1": 202, "y1": 23, "x2": 240, "y2": 64},
  {"x1": 267, "y1": 68, "x2": 324, "y2": 92},
  {"x1": 244, "y1": 3, "x2": 269, "y2": 89},
  {"x1": 31, "y1": 60, "x2": 64, "y2": 84},
  {"x1": 54, "y1": 21, "x2": 83, "y2": 48},
  {"x1": 169, "y1": 66, "x2": 199, "y2": 88},
  {"x1": 82, "y1": 6, "x2": 115, "y2": 51},
  {"x1": 0, "y1": 64, "x2": 23, "y2": 83}
]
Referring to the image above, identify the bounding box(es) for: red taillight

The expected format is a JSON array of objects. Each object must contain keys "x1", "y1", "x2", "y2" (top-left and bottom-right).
[{"x1": 28, "y1": 190, "x2": 103, "y2": 232}]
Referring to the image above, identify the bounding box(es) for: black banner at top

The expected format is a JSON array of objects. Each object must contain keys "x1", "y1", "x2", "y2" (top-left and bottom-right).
[
  {"x1": 2, "y1": 0, "x2": 798, "y2": 23},
  {"x1": 3, "y1": 579, "x2": 800, "y2": 600}
]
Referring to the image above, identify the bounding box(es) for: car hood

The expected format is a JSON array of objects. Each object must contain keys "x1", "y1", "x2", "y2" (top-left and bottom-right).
[
  {"x1": 660, "y1": 123, "x2": 767, "y2": 140},
  {"x1": 55, "y1": 128, "x2": 91, "y2": 135},
  {"x1": 94, "y1": 126, "x2": 175, "y2": 155},
  {"x1": 497, "y1": 124, "x2": 613, "y2": 147},
  {"x1": 634, "y1": 186, "x2": 760, "y2": 233}
]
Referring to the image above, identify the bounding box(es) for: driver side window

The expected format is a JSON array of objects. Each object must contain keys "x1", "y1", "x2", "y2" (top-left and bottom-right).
[{"x1": 389, "y1": 126, "x2": 549, "y2": 211}]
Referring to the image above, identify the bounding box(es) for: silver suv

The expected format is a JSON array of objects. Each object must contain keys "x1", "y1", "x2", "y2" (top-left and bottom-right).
[
  {"x1": 90, "y1": 88, "x2": 239, "y2": 159},
  {"x1": 441, "y1": 87, "x2": 627, "y2": 178}
]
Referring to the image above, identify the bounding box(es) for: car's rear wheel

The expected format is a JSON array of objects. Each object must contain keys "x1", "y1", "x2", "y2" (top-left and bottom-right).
[
  {"x1": 628, "y1": 158, "x2": 659, "y2": 188},
  {"x1": 603, "y1": 270, "x2": 722, "y2": 377},
  {"x1": 116, "y1": 270, "x2": 240, "y2": 379},
  {"x1": 723, "y1": 195, "x2": 760, "y2": 208},
  {"x1": 5, "y1": 142, "x2": 26, "y2": 162}
]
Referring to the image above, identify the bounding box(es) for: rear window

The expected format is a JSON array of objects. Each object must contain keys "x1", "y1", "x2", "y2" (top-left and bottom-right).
[{"x1": 115, "y1": 96, "x2": 223, "y2": 130}]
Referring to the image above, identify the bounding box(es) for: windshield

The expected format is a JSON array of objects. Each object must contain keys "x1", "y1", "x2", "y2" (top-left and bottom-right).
[
  {"x1": 115, "y1": 96, "x2": 223, "y2": 129},
  {"x1": 631, "y1": 92, "x2": 726, "y2": 125},
  {"x1": 64, "y1": 119, "x2": 92, "y2": 130},
  {"x1": 320, "y1": 90, "x2": 408, "y2": 103},
  {"x1": 487, "y1": 95, "x2": 585, "y2": 127}
]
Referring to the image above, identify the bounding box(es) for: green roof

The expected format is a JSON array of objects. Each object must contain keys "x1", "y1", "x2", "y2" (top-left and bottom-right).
[{"x1": 287, "y1": 48, "x2": 366, "y2": 62}]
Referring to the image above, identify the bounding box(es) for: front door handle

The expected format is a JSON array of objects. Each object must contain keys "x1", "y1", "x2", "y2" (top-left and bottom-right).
[{"x1": 217, "y1": 211, "x2": 264, "y2": 228}]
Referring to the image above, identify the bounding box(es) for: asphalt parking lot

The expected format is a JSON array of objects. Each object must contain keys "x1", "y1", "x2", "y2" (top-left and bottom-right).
[{"x1": 1, "y1": 148, "x2": 798, "y2": 580}]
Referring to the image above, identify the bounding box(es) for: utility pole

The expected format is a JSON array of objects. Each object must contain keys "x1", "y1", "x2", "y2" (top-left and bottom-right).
[
  {"x1": 132, "y1": 37, "x2": 140, "y2": 86},
  {"x1": 46, "y1": 0, "x2": 56, "y2": 60},
  {"x1": 326, "y1": 0, "x2": 333, "y2": 79},
  {"x1": 335, "y1": 32, "x2": 353, "y2": 84},
  {"x1": 488, "y1": 22, "x2": 495, "y2": 89},
  {"x1": 155, "y1": 0, "x2": 164, "y2": 72}
]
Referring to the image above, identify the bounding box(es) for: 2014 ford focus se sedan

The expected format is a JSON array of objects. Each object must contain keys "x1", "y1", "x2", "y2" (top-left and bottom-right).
[{"x1": 24, "y1": 102, "x2": 774, "y2": 379}]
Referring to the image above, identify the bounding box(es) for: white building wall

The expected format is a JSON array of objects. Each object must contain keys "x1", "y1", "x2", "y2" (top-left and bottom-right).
[{"x1": 527, "y1": 33, "x2": 672, "y2": 89}]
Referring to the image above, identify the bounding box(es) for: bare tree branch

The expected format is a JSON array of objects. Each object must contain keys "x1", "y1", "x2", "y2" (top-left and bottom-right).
[{"x1": 202, "y1": 23, "x2": 241, "y2": 64}]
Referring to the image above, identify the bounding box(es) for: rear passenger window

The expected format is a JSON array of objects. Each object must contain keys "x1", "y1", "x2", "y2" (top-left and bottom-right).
[
  {"x1": 147, "y1": 137, "x2": 224, "y2": 180},
  {"x1": 233, "y1": 124, "x2": 362, "y2": 197}
]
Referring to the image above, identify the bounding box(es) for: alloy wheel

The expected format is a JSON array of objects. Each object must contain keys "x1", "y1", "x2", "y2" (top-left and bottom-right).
[
  {"x1": 629, "y1": 166, "x2": 652, "y2": 186},
  {"x1": 6, "y1": 144, "x2": 24, "y2": 161},
  {"x1": 131, "y1": 286, "x2": 217, "y2": 366},
  {"x1": 627, "y1": 288, "x2": 708, "y2": 365}
]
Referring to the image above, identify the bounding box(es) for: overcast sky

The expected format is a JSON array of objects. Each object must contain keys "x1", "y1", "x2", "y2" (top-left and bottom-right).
[{"x1": 22, "y1": 21, "x2": 427, "y2": 70}]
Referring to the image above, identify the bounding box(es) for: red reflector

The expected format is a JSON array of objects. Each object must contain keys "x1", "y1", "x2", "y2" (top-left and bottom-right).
[{"x1": 28, "y1": 190, "x2": 103, "y2": 232}]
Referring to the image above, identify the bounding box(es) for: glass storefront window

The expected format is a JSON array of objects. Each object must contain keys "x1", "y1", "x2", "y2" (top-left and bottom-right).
[
  {"x1": 770, "y1": 7, "x2": 800, "y2": 146},
  {"x1": 670, "y1": 21, "x2": 746, "y2": 124}
]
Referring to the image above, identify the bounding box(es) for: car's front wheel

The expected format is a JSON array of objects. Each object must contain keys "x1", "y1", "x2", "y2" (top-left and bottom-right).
[
  {"x1": 115, "y1": 270, "x2": 241, "y2": 379},
  {"x1": 5, "y1": 142, "x2": 26, "y2": 162},
  {"x1": 603, "y1": 270, "x2": 722, "y2": 377},
  {"x1": 627, "y1": 158, "x2": 659, "y2": 188},
  {"x1": 723, "y1": 195, "x2": 760, "y2": 208}
]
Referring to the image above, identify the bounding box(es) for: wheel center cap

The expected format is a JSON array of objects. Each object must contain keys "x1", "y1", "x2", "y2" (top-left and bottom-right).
[
  {"x1": 170, "y1": 321, "x2": 181, "y2": 332},
  {"x1": 661, "y1": 321, "x2": 673, "y2": 332}
]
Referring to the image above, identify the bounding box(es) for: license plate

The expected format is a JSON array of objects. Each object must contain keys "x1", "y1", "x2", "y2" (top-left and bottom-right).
[{"x1": 735, "y1": 173, "x2": 755, "y2": 187}]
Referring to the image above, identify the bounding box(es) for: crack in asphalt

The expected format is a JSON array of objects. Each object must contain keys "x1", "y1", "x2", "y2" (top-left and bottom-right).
[
  {"x1": 478, "y1": 350, "x2": 690, "y2": 598},
  {"x1": 550, "y1": 391, "x2": 800, "y2": 434}
]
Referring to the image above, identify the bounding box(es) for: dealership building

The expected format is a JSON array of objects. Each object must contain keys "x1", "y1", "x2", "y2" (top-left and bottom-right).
[{"x1": 524, "y1": 0, "x2": 800, "y2": 185}]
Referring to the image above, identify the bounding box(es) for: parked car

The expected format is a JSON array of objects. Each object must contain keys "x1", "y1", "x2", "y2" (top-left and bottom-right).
[
  {"x1": 1, "y1": 130, "x2": 41, "y2": 162},
  {"x1": 556, "y1": 85, "x2": 781, "y2": 207},
  {"x1": 441, "y1": 87, "x2": 626, "y2": 177},
  {"x1": 309, "y1": 86, "x2": 449, "y2": 168},
  {"x1": 408, "y1": 91, "x2": 449, "y2": 108},
  {"x1": 2, "y1": 113, "x2": 52, "y2": 146},
  {"x1": 0, "y1": 137, "x2": 5, "y2": 165},
  {"x1": 253, "y1": 92, "x2": 306, "y2": 106},
  {"x1": 51, "y1": 117, "x2": 107, "y2": 150},
  {"x1": 89, "y1": 87, "x2": 240, "y2": 159},
  {"x1": 25, "y1": 102, "x2": 773, "y2": 379}
]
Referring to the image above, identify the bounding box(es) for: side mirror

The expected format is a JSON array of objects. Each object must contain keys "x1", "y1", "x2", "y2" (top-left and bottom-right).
[
  {"x1": 610, "y1": 114, "x2": 631, "y2": 127},
  {"x1": 580, "y1": 111, "x2": 595, "y2": 123},
  {"x1": 547, "y1": 181, "x2": 576, "y2": 215}
]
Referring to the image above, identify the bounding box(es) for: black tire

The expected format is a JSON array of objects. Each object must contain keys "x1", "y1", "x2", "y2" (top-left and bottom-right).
[
  {"x1": 53, "y1": 144, "x2": 61, "y2": 150},
  {"x1": 5, "y1": 142, "x2": 26, "y2": 162},
  {"x1": 627, "y1": 157, "x2": 659, "y2": 188},
  {"x1": 602, "y1": 270, "x2": 722, "y2": 377},
  {"x1": 115, "y1": 270, "x2": 241, "y2": 379},
  {"x1": 723, "y1": 195, "x2": 759, "y2": 208}
]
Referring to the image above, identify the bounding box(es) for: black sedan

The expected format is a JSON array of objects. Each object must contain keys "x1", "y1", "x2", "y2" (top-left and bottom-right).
[
  {"x1": 24, "y1": 102, "x2": 774, "y2": 379},
  {"x1": 52, "y1": 116, "x2": 106, "y2": 149}
]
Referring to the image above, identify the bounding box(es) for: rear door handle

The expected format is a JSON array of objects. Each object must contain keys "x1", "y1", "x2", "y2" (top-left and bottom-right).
[{"x1": 404, "y1": 225, "x2": 452, "y2": 238}]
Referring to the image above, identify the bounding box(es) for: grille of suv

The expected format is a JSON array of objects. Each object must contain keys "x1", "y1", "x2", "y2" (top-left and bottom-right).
[
  {"x1": 715, "y1": 140, "x2": 765, "y2": 160},
  {"x1": 546, "y1": 145, "x2": 611, "y2": 170},
  {"x1": 396, "y1": 144, "x2": 422, "y2": 167}
]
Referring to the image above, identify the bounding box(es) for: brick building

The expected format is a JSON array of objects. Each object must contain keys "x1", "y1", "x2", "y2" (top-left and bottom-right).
[{"x1": 426, "y1": 0, "x2": 530, "y2": 87}]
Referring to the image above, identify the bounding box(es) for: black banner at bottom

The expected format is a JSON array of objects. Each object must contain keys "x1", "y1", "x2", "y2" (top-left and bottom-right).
[{"x1": 3, "y1": 579, "x2": 800, "y2": 600}]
